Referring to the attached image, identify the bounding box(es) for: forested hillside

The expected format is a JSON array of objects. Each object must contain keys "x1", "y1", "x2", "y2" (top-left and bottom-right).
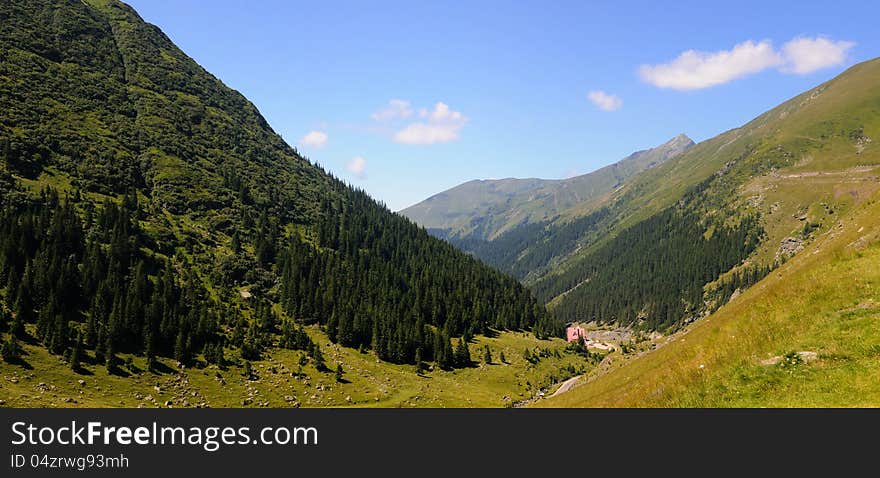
[{"x1": 0, "y1": 0, "x2": 555, "y2": 381}]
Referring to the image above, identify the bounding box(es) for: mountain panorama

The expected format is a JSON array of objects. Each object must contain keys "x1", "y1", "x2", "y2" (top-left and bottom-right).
[
  {"x1": 1, "y1": 0, "x2": 879, "y2": 408},
  {"x1": 401, "y1": 133, "x2": 695, "y2": 242}
]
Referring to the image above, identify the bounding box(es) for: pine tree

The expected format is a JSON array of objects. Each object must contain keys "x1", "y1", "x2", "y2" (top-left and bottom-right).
[
  {"x1": 0, "y1": 307, "x2": 9, "y2": 333},
  {"x1": 499, "y1": 350, "x2": 507, "y2": 364},
  {"x1": 240, "y1": 323, "x2": 261, "y2": 361},
  {"x1": 243, "y1": 360, "x2": 254, "y2": 380},
  {"x1": 454, "y1": 337, "x2": 471, "y2": 368},
  {"x1": 414, "y1": 348, "x2": 424, "y2": 374},
  {"x1": 483, "y1": 345, "x2": 492, "y2": 364},
  {"x1": 174, "y1": 330, "x2": 189, "y2": 364},
  {"x1": 311, "y1": 344, "x2": 326, "y2": 371},
  {"x1": 1, "y1": 335, "x2": 21, "y2": 363},
  {"x1": 231, "y1": 316, "x2": 246, "y2": 347},
  {"x1": 13, "y1": 279, "x2": 35, "y2": 327},
  {"x1": 230, "y1": 232, "x2": 241, "y2": 254},
  {"x1": 8, "y1": 306, "x2": 24, "y2": 336},
  {"x1": 105, "y1": 337, "x2": 119, "y2": 374},
  {"x1": 70, "y1": 332, "x2": 83, "y2": 372},
  {"x1": 335, "y1": 363, "x2": 344, "y2": 382}
]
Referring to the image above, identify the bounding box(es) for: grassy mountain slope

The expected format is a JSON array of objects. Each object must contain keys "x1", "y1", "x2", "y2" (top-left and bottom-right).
[
  {"x1": 0, "y1": 0, "x2": 556, "y2": 407},
  {"x1": 540, "y1": 191, "x2": 880, "y2": 407},
  {"x1": 401, "y1": 134, "x2": 693, "y2": 241}
]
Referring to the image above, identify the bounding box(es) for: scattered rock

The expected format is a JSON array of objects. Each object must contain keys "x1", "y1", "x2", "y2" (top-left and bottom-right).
[
  {"x1": 345, "y1": 396, "x2": 352, "y2": 403},
  {"x1": 78, "y1": 380, "x2": 86, "y2": 387},
  {"x1": 760, "y1": 351, "x2": 819, "y2": 366},
  {"x1": 729, "y1": 288, "x2": 742, "y2": 302},
  {"x1": 164, "y1": 400, "x2": 173, "y2": 407},
  {"x1": 777, "y1": 237, "x2": 804, "y2": 260},
  {"x1": 760, "y1": 356, "x2": 782, "y2": 366},
  {"x1": 798, "y1": 351, "x2": 819, "y2": 362},
  {"x1": 854, "y1": 134, "x2": 872, "y2": 154}
]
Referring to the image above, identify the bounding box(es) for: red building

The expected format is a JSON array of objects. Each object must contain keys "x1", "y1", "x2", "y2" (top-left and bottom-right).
[{"x1": 566, "y1": 325, "x2": 586, "y2": 343}]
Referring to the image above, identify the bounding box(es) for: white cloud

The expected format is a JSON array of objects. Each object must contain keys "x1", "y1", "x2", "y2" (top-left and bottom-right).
[
  {"x1": 587, "y1": 90, "x2": 623, "y2": 111},
  {"x1": 639, "y1": 40, "x2": 781, "y2": 91},
  {"x1": 371, "y1": 99, "x2": 413, "y2": 121},
  {"x1": 347, "y1": 156, "x2": 367, "y2": 178},
  {"x1": 781, "y1": 36, "x2": 855, "y2": 74},
  {"x1": 393, "y1": 123, "x2": 460, "y2": 144},
  {"x1": 639, "y1": 36, "x2": 855, "y2": 90},
  {"x1": 299, "y1": 130, "x2": 328, "y2": 148},
  {"x1": 393, "y1": 102, "x2": 468, "y2": 145}
]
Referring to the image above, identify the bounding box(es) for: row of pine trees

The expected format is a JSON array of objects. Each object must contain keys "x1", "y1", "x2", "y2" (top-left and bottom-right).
[
  {"x1": 0, "y1": 189, "x2": 322, "y2": 372},
  {"x1": 0, "y1": 186, "x2": 557, "y2": 372}
]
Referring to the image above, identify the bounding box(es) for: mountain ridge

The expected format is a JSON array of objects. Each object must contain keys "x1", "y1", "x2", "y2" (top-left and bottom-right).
[{"x1": 401, "y1": 133, "x2": 694, "y2": 241}]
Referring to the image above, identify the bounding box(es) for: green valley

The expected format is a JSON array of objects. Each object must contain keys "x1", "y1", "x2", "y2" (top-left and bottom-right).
[
  {"x1": 0, "y1": 0, "x2": 563, "y2": 407},
  {"x1": 2, "y1": 0, "x2": 879, "y2": 410}
]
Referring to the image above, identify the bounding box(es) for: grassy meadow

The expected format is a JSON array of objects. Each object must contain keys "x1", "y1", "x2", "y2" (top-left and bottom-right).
[{"x1": 0, "y1": 327, "x2": 595, "y2": 408}]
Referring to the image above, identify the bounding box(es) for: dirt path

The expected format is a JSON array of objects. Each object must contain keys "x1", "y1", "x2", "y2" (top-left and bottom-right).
[{"x1": 549, "y1": 375, "x2": 582, "y2": 398}]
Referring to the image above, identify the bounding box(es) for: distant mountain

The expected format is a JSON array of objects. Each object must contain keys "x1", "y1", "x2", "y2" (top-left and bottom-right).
[{"x1": 401, "y1": 134, "x2": 694, "y2": 241}]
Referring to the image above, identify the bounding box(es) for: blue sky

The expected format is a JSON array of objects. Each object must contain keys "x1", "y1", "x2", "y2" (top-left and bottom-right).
[{"x1": 127, "y1": 0, "x2": 879, "y2": 211}]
